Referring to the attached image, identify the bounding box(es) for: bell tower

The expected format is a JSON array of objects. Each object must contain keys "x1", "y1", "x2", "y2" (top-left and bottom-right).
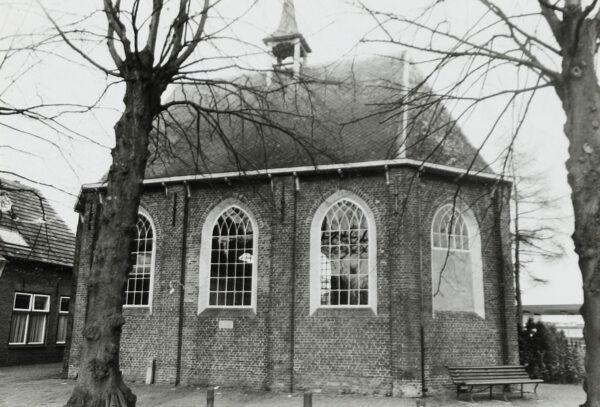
[{"x1": 263, "y1": 0, "x2": 311, "y2": 78}]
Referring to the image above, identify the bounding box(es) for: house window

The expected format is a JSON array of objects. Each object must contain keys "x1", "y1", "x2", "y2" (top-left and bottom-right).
[
  {"x1": 209, "y1": 206, "x2": 254, "y2": 307},
  {"x1": 124, "y1": 212, "x2": 155, "y2": 307},
  {"x1": 56, "y1": 296, "x2": 69, "y2": 344},
  {"x1": 310, "y1": 192, "x2": 377, "y2": 314},
  {"x1": 9, "y1": 293, "x2": 50, "y2": 345},
  {"x1": 431, "y1": 203, "x2": 484, "y2": 317}
]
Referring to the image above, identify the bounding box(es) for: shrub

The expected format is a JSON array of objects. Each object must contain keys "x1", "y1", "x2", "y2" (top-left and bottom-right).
[{"x1": 519, "y1": 319, "x2": 584, "y2": 383}]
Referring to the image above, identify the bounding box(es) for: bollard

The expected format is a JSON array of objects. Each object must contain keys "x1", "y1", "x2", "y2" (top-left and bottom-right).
[
  {"x1": 145, "y1": 358, "x2": 155, "y2": 385},
  {"x1": 207, "y1": 388, "x2": 215, "y2": 407},
  {"x1": 416, "y1": 398, "x2": 426, "y2": 407},
  {"x1": 303, "y1": 392, "x2": 312, "y2": 407}
]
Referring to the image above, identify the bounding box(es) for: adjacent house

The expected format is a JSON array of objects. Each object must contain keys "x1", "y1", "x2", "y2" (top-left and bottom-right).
[
  {"x1": 68, "y1": 0, "x2": 518, "y2": 396},
  {"x1": 523, "y1": 304, "x2": 584, "y2": 347},
  {"x1": 0, "y1": 178, "x2": 75, "y2": 366}
]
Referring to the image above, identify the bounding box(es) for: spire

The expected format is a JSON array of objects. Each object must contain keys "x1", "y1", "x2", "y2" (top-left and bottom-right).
[
  {"x1": 263, "y1": 0, "x2": 311, "y2": 78},
  {"x1": 272, "y1": 0, "x2": 301, "y2": 38}
]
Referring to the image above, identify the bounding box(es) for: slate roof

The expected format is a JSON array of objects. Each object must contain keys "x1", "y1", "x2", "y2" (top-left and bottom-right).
[
  {"x1": 0, "y1": 178, "x2": 75, "y2": 267},
  {"x1": 145, "y1": 53, "x2": 490, "y2": 180}
]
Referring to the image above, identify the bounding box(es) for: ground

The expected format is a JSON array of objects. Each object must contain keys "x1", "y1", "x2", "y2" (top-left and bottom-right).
[{"x1": 0, "y1": 363, "x2": 586, "y2": 406}]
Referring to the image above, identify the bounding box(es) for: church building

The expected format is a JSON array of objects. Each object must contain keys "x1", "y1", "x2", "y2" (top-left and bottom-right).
[{"x1": 67, "y1": 0, "x2": 518, "y2": 396}]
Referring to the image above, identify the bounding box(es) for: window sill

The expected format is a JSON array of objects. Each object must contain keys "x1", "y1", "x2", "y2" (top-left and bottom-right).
[
  {"x1": 433, "y1": 310, "x2": 486, "y2": 320},
  {"x1": 311, "y1": 307, "x2": 377, "y2": 318},
  {"x1": 123, "y1": 307, "x2": 152, "y2": 316},
  {"x1": 8, "y1": 344, "x2": 47, "y2": 349},
  {"x1": 198, "y1": 308, "x2": 257, "y2": 318}
]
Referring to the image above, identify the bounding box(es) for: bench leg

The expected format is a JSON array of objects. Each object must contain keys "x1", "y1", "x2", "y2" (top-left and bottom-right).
[
  {"x1": 534, "y1": 383, "x2": 539, "y2": 397},
  {"x1": 502, "y1": 387, "x2": 509, "y2": 403},
  {"x1": 469, "y1": 386, "x2": 475, "y2": 403},
  {"x1": 521, "y1": 383, "x2": 524, "y2": 398}
]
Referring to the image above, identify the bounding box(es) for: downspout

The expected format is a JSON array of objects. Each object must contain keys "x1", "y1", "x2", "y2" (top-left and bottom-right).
[
  {"x1": 494, "y1": 186, "x2": 511, "y2": 364},
  {"x1": 63, "y1": 214, "x2": 83, "y2": 378},
  {"x1": 175, "y1": 189, "x2": 190, "y2": 385},
  {"x1": 387, "y1": 172, "x2": 396, "y2": 394},
  {"x1": 289, "y1": 175, "x2": 298, "y2": 392},
  {"x1": 417, "y1": 170, "x2": 427, "y2": 397}
]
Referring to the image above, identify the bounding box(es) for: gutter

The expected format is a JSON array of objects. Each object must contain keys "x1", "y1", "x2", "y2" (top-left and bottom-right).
[{"x1": 80, "y1": 159, "x2": 511, "y2": 191}]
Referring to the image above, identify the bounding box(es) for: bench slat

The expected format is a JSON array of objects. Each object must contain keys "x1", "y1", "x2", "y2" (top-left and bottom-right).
[
  {"x1": 447, "y1": 365, "x2": 543, "y2": 386},
  {"x1": 461, "y1": 379, "x2": 544, "y2": 385},
  {"x1": 447, "y1": 365, "x2": 525, "y2": 370},
  {"x1": 447, "y1": 365, "x2": 542, "y2": 402}
]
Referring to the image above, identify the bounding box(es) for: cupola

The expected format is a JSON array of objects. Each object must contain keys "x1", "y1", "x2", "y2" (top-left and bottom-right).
[{"x1": 263, "y1": 0, "x2": 311, "y2": 78}]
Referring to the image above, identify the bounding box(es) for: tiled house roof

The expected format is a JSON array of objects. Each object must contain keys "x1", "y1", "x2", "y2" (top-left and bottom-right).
[
  {"x1": 0, "y1": 178, "x2": 75, "y2": 267},
  {"x1": 144, "y1": 54, "x2": 489, "y2": 180}
]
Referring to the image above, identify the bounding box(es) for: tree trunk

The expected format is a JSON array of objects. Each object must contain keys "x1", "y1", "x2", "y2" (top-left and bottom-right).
[
  {"x1": 555, "y1": 18, "x2": 600, "y2": 407},
  {"x1": 66, "y1": 73, "x2": 163, "y2": 406}
]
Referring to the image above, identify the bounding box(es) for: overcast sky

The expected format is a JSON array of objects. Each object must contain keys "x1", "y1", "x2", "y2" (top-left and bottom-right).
[{"x1": 0, "y1": 0, "x2": 582, "y2": 305}]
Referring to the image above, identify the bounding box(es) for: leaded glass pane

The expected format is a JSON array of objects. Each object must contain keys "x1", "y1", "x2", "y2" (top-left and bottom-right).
[
  {"x1": 124, "y1": 214, "x2": 154, "y2": 306},
  {"x1": 320, "y1": 199, "x2": 369, "y2": 306},
  {"x1": 431, "y1": 204, "x2": 476, "y2": 312},
  {"x1": 209, "y1": 206, "x2": 254, "y2": 307},
  {"x1": 432, "y1": 205, "x2": 469, "y2": 251}
]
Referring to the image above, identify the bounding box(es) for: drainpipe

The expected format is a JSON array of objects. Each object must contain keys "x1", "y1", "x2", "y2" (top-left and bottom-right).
[
  {"x1": 175, "y1": 189, "x2": 190, "y2": 385},
  {"x1": 416, "y1": 170, "x2": 428, "y2": 397},
  {"x1": 289, "y1": 175, "x2": 299, "y2": 392}
]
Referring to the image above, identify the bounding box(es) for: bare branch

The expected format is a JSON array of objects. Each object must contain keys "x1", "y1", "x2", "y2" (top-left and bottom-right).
[
  {"x1": 40, "y1": 4, "x2": 120, "y2": 77},
  {"x1": 539, "y1": 0, "x2": 564, "y2": 43},
  {"x1": 144, "y1": 0, "x2": 164, "y2": 56}
]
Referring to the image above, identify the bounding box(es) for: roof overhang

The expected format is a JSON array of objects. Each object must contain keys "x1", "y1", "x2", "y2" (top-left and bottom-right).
[
  {"x1": 81, "y1": 158, "x2": 511, "y2": 191},
  {"x1": 522, "y1": 304, "x2": 582, "y2": 315}
]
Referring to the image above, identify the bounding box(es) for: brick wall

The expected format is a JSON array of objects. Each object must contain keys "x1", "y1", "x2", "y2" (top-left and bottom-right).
[
  {"x1": 0, "y1": 259, "x2": 72, "y2": 366},
  {"x1": 68, "y1": 168, "x2": 517, "y2": 396}
]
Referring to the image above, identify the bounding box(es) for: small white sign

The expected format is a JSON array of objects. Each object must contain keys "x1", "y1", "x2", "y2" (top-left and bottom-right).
[{"x1": 218, "y1": 320, "x2": 233, "y2": 330}]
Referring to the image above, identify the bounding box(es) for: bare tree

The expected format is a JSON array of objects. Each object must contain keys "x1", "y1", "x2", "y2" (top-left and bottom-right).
[
  {"x1": 28, "y1": 1, "x2": 307, "y2": 405},
  {"x1": 510, "y1": 151, "x2": 566, "y2": 330},
  {"x1": 358, "y1": 0, "x2": 600, "y2": 404}
]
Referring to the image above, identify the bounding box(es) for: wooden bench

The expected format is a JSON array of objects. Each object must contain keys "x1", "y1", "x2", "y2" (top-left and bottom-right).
[{"x1": 447, "y1": 365, "x2": 543, "y2": 402}]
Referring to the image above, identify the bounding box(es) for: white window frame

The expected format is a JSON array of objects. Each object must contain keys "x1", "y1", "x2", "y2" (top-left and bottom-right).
[
  {"x1": 123, "y1": 208, "x2": 156, "y2": 310},
  {"x1": 198, "y1": 200, "x2": 258, "y2": 314},
  {"x1": 9, "y1": 292, "x2": 50, "y2": 345},
  {"x1": 309, "y1": 191, "x2": 377, "y2": 315},
  {"x1": 431, "y1": 203, "x2": 484, "y2": 318},
  {"x1": 56, "y1": 296, "x2": 70, "y2": 344}
]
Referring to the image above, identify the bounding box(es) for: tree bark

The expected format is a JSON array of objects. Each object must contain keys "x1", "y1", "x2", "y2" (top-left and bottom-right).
[
  {"x1": 554, "y1": 16, "x2": 600, "y2": 407},
  {"x1": 66, "y1": 69, "x2": 165, "y2": 406}
]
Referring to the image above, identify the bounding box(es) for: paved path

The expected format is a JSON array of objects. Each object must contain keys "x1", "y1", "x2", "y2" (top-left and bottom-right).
[{"x1": 0, "y1": 363, "x2": 586, "y2": 406}]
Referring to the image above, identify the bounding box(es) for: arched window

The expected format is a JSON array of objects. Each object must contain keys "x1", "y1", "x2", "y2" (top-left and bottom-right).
[
  {"x1": 310, "y1": 192, "x2": 377, "y2": 314},
  {"x1": 124, "y1": 212, "x2": 155, "y2": 307},
  {"x1": 208, "y1": 206, "x2": 255, "y2": 307},
  {"x1": 431, "y1": 203, "x2": 484, "y2": 317}
]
